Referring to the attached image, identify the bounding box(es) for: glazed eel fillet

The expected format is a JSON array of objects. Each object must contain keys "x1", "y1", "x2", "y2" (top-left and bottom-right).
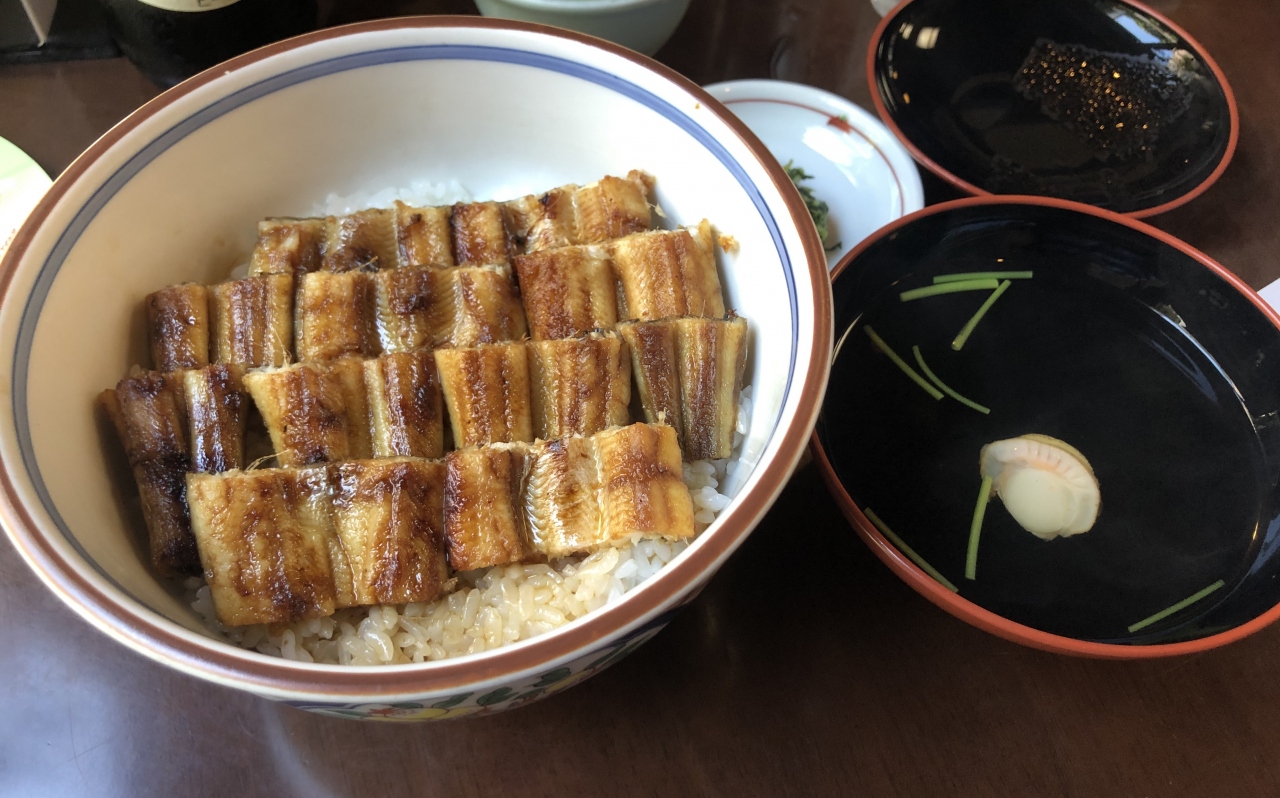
[
  {"x1": 446, "y1": 422, "x2": 695, "y2": 568},
  {"x1": 242, "y1": 350, "x2": 446, "y2": 467},
  {"x1": 187, "y1": 456, "x2": 453, "y2": 627},
  {"x1": 147, "y1": 264, "x2": 526, "y2": 375},
  {"x1": 100, "y1": 372, "x2": 201, "y2": 577},
  {"x1": 610, "y1": 220, "x2": 724, "y2": 322},
  {"x1": 434, "y1": 342, "x2": 534, "y2": 448},
  {"x1": 186, "y1": 422, "x2": 690, "y2": 626},
  {"x1": 373, "y1": 264, "x2": 527, "y2": 352},
  {"x1": 528, "y1": 330, "x2": 632, "y2": 440},
  {"x1": 242, "y1": 358, "x2": 373, "y2": 466},
  {"x1": 513, "y1": 221, "x2": 725, "y2": 341},
  {"x1": 146, "y1": 283, "x2": 210, "y2": 372},
  {"x1": 208, "y1": 273, "x2": 294, "y2": 369},
  {"x1": 247, "y1": 170, "x2": 655, "y2": 274},
  {"x1": 618, "y1": 315, "x2": 749, "y2": 461},
  {"x1": 294, "y1": 271, "x2": 379, "y2": 363}
]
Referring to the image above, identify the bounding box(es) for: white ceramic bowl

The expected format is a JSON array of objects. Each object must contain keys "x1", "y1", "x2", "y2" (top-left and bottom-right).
[
  {"x1": 0, "y1": 17, "x2": 831, "y2": 719},
  {"x1": 473, "y1": 0, "x2": 690, "y2": 56}
]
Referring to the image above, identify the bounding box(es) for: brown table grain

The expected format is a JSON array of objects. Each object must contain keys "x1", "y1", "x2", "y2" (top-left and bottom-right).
[{"x1": 3, "y1": 1, "x2": 1280, "y2": 795}]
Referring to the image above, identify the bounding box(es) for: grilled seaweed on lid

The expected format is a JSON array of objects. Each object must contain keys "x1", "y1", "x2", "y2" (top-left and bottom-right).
[
  {"x1": 146, "y1": 283, "x2": 210, "y2": 372},
  {"x1": 100, "y1": 371, "x2": 200, "y2": 577},
  {"x1": 528, "y1": 331, "x2": 632, "y2": 440},
  {"x1": 209, "y1": 273, "x2": 294, "y2": 369},
  {"x1": 435, "y1": 342, "x2": 534, "y2": 448}
]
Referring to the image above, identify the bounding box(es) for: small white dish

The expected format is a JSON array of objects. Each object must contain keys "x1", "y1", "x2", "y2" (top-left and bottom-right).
[{"x1": 704, "y1": 79, "x2": 924, "y2": 270}]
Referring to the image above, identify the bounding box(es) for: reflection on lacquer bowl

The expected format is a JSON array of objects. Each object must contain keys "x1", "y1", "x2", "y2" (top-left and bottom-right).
[{"x1": 0, "y1": 17, "x2": 831, "y2": 719}]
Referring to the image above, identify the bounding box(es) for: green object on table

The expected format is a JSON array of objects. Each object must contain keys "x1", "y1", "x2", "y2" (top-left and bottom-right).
[{"x1": 0, "y1": 136, "x2": 52, "y2": 258}]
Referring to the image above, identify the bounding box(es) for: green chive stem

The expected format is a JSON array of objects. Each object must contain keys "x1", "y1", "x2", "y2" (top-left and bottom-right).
[
  {"x1": 933, "y1": 271, "x2": 1033, "y2": 284},
  {"x1": 863, "y1": 508, "x2": 959, "y2": 592},
  {"x1": 951, "y1": 279, "x2": 1013, "y2": 351},
  {"x1": 862, "y1": 326, "x2": 944, "y2": 400},
  {"x1": 912, "y1": 346, "x2": 991, "y2": 415},
  {"x1": 899, "y1": 279, "x2": 1000, "y2": 302},
  {"x1": 1127, "y1": 579, "x2": 1226, "y2": 633},
  {"x1": 965, "y1": 476, "x2": 993, "y2": 581}
]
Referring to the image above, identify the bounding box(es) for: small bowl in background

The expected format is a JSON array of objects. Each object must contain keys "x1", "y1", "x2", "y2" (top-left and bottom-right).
[{"x1": 473, "y1": 0, "x2": 691, "y2": 55}]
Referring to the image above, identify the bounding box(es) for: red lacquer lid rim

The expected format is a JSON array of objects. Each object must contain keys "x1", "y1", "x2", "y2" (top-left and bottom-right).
[
  {"x1": 0, "y1": 16, "x2": 833, "y2": 698},
  {"x1": 865, "y1": 0, "x2": 1240, "y2": 219},
  {"x1": 817, "y1": 193, "x2": 1280, "y2": 659}
]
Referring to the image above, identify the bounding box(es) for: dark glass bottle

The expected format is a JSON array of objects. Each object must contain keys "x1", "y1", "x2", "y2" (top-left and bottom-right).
[{"x1": 97, "y1": 0, "x2": 318, "y2": 88}]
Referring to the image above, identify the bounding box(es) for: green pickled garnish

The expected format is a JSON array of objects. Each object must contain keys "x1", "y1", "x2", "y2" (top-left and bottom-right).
[{"x1": 784, "y1": 160, "x2": 833, "y2": 247}]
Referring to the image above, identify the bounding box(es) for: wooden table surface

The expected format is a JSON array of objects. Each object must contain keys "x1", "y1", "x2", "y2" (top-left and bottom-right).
[{"x1": 3, "y1": 1, "x2": 1280, "y2": 795}]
